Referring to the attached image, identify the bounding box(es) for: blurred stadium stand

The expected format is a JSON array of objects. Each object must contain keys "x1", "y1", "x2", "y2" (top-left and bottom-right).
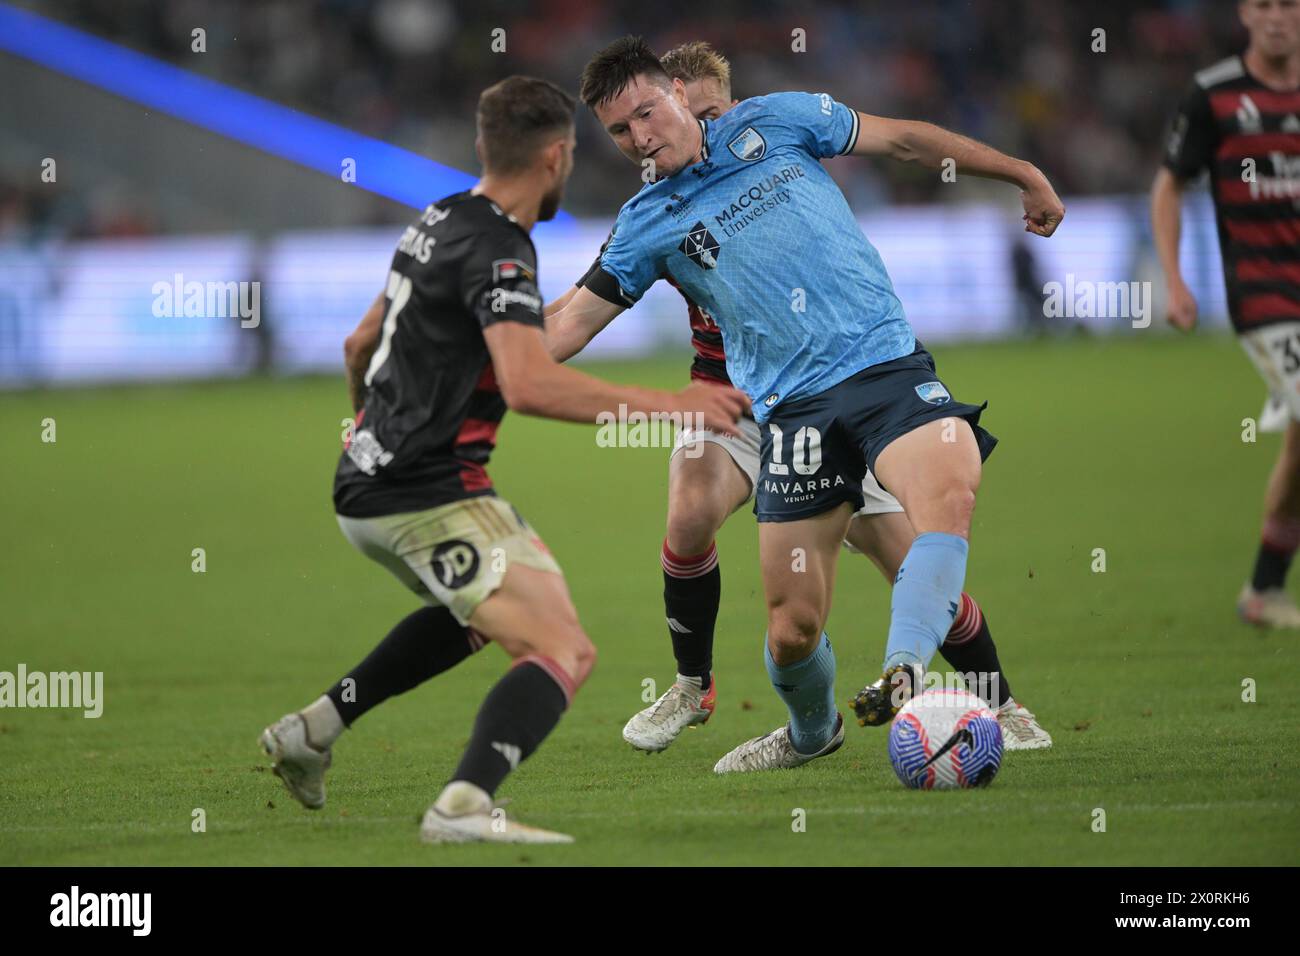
[{"x1": 0, "y1": 0, "x2": 1240, "y2": 385}]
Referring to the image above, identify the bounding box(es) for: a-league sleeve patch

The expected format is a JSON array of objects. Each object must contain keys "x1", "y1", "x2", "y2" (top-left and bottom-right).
[{"x1": 492, "y1": 258, "x2": 535, "y2": 283}]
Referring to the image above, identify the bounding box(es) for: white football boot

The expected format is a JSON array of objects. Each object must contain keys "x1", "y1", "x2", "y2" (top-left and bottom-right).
[
  {"x1": 713, "y1": 713, "x2": 845, "y2": 774},
  {"x1": 622, "y1": 675, "x2": 716, "y2": 752},
  {"x1": 419, "y1": 781, "x2": 573, "y2": 845},
  {"x1": 1238, "y1": 584, "x2": 1300, "y2": 628},
  {"x1": 260, "y1": 713, "x2": 331, "y2": 810},
  {"x1": 996, "y1": 699, "x2": 1053, "y2": 750}
]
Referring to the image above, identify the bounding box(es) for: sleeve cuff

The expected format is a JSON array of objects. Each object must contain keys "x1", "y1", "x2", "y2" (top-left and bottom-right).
[
  {"x1": 582, "y1": 266, "x2": 638, "y2": 307},
  {"x1": 839, "y1": 108, "x2": 861, "y2": 155}
]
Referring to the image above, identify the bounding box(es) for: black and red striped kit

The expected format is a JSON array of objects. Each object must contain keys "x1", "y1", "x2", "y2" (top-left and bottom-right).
[
  {"x1": 1164, "y1": 55, "x2": 1300, "y2": 331},
  {"x1": 334, "y1": 192, "x2": 543, "y2": 517}
]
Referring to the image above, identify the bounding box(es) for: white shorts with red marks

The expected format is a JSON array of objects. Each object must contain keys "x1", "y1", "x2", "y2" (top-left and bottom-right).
[
  {"x1": 1240, "y1": 321, "x2": 1300, "y2": 424},
  {"x1": 336, "y1": 496, "x2": 561, "y2": 627}
]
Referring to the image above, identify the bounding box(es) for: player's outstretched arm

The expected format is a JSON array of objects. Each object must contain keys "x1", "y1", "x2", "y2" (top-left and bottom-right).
[
  {"x1": 484, "y1": 319, "x2": 750, "y2": 436},
  {"x1": 849, "y1": 114, "x2": 1065, "y2": 237},
  {"x1": 544, "y1": 286, "x2": 625, "y2": 363},
  {"x1": 542, "y1": 283, "x2": 582, "y2": 357},
  {"x1": 543, "y1": 285, "x2": 579, "y2": 319},
  {"x1": 343, "y1": 292, "x2": 385, "y2": 412},
  {"x1": 1150, "y1": 167, "x2": 1198, "y2": 331}
]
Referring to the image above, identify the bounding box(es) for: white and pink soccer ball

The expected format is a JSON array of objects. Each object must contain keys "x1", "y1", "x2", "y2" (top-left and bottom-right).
[{"x1": 887, "y1": 689, "x2": 1003, "y2": 790}]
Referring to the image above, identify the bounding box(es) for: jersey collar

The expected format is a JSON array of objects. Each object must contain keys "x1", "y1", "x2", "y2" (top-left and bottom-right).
[{"x1": 649, "y1": 119, "x2": 711, "y2": 185}]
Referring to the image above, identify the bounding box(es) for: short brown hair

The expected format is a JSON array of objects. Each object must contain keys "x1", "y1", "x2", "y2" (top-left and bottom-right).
[
  {"x1": 476, "y1": 75, "x2": 576, "y2": 174},
  {"x1": 579, "y1": 35, "x2": 672, "y2": 111},
  {"x1": 659, "y1": 41, "x2": 731, "y2": 98}
]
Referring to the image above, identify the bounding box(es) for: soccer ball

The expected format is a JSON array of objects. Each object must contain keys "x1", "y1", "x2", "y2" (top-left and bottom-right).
[{"x1": 888, "y1": 689, "x2": 1003, "y2": 790}]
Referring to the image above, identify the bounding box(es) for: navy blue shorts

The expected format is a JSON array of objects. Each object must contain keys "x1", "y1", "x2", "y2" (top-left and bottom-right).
[{"x1": 754, "y1": 345, "x2": 997, "y2": 523}]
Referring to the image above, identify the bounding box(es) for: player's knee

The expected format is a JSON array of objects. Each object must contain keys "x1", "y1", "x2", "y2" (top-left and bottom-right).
[
  {"x1": 666, "y1": 494, "x2": 727, "y2": 555},
  {"x1": 953, "y1": 483, "x2": 978, "y2": 517},
  {"x1": 766, "y1": 605, "x2": 823, "y2": 663},
  {"x1": 551, "y1": 605, "x2": 595, "y2": 676},
  {"x1": 931, "y1": 484, "x2": 977, "y2": 531},
  {"x1": 532, "y1": 624, "x2": 596, "y2": 688},
  {"x1": 571, "y1": 632, "x2": 597, "y2": 686}
]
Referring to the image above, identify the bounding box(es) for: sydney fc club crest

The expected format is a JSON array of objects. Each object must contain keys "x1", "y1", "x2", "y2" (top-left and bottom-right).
[
  {"x1": 915, "y1": 381, "x2": 952, "y2": 405},
  {"x1": 679, "y1": 222, "x2": 721, "y2": 270},
  {"x1": 728, "y1": 126, "x2": 768, "y2": 162}
]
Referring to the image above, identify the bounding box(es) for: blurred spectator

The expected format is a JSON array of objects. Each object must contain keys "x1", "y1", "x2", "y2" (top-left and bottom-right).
[{"x1": 8, "y1": 0, "x2": 1250, "y2": 229}]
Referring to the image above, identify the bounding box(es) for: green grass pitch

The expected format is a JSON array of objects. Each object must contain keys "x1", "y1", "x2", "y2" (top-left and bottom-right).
[{"x1": 3, "y1": 332, "x2": 1297, "y2": 866}]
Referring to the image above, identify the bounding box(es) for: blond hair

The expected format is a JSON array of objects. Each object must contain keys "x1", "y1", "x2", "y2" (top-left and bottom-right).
[{"x1": 660, "y1": 41, "x2": 731, "y2": 98}]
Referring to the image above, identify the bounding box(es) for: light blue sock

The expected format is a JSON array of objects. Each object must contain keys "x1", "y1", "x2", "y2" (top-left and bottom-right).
[
  {"x1": 765, "y1": 633, "x2": 837, "y2": 754},
  {"x1": 884, "y1": 532, "x2": 969, "y2": 670}
]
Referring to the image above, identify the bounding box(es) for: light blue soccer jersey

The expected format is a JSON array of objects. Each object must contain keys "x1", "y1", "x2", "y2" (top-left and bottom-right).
[{"x1": 599, "y1": 91, "x2": 915, "y2": 422}]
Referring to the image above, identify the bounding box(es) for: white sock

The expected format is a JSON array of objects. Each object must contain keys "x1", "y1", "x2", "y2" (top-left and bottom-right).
[
  {"x1": 435, "y1": 780, "x2": 492, "y2": 816},
  {"x1": 300, "y1": 695, "x2": 344, "y2": 749},
  {"x1": 675, "y1": 673, "x2": 704, "y2": 692}
]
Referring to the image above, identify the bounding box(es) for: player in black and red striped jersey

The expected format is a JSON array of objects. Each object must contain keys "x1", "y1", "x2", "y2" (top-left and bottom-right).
[
  {"x1": 259, "y1": 76, "x2": 747, "y2": 844},
  {"x1": 547, "y1": 42, "x2": 1051, "y2": 751},
  {"x1": 1153, "y1": 0, "x2": 1300, "y2": 627}
]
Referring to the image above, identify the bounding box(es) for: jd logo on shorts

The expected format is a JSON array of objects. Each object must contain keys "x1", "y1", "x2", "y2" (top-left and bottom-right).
[
  {"x1": 431, "y1": 540, "x2": 480, "y2": 589},
  {"x1": 914, "y1": 381, "x2": 951, "y2": 405},
  {"x1": 727, "y1": 127, "x2": 767, "y2": 162}
]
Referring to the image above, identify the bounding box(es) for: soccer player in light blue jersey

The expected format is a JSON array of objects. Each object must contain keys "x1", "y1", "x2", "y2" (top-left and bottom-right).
[{"x1": 550, "y1": 37, "x2": 1064, "y2": 772}]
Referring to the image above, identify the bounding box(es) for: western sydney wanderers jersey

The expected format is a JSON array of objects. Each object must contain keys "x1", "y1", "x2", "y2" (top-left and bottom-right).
[
  {"x1": 333, "y1": 191, "x2": 544, "y2": 518},
  {"x1": 1164, "y1": 56, "x2": 1300, "y2": 331},
  {"x1": 588, "y1": 91, "x2": 914, "y2": 422},
  {"x1": 666, "y1": 274, "x2": 730, "y2": 384}
]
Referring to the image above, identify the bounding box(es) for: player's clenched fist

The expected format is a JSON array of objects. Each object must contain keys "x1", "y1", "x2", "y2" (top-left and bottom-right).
[
  {"x1": 1021, "y1": 170, "x2": 1065, "y2": 238},
  {"x1": 674, "y1": 382, "x2": 751, "y2": 438},
  {"x1": 1165, "y1": 277, "x2": 1198, "y2": 331}
]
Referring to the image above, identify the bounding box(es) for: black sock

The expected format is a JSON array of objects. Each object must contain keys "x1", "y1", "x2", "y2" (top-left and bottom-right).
[
  {"x1": 938, "y1": 595, "x2": 1012, "y2": 707},
  {"x1": 451, "y1": 659, "x2": 569, "y2": 796},
  {"x1": 1252, "y1": 517, "x2": 1300, "y2": 591},
  {"x1": 1252, "y1": 543, "x2": 1295, "y2": 591},
  {"x1": 325, "y1": 606, "x2": 482, "y2": 726},
  {"x1": 662, "y1": 540, "x2": 720, "y2": 690}
]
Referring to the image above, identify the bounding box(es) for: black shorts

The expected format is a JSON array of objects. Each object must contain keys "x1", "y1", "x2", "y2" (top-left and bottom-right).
[{"x1": 754, "y1": 345, "x2": 997, "y2": 522}]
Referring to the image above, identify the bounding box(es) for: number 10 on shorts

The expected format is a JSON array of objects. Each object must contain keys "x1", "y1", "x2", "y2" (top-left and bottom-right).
[{"x1": 768, "y1": 424, "x2": 823, "y2": 476}]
